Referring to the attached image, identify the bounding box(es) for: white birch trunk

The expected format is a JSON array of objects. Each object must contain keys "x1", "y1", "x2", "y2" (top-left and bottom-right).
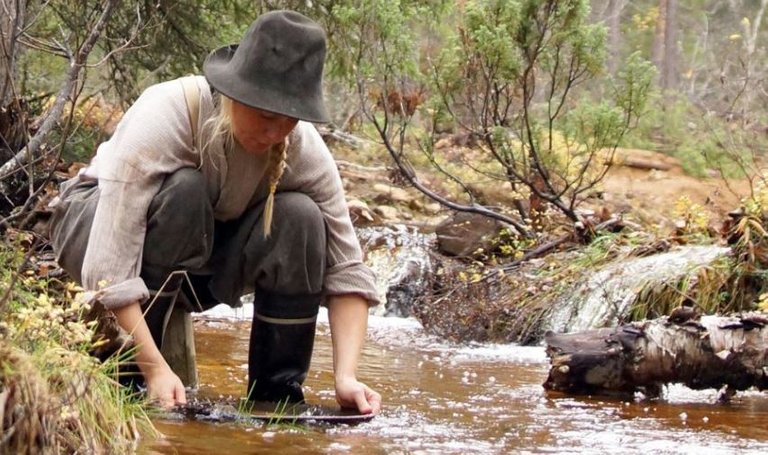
[{"x1": 545, "y1": 312, "x2": 768, "y2": 397}]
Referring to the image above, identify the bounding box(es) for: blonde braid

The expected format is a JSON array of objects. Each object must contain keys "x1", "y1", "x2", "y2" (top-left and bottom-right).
[{"x1": 262, "y1": 138, "x2": 288, "y2": 237}]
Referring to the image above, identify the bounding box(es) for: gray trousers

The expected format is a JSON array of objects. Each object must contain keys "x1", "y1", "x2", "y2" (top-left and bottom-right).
[{"x1": 51, "y1": 168, "x2": 327, "y2": 312}]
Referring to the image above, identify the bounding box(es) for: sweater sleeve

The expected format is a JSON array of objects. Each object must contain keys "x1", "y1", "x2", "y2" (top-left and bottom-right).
[
  {"x1": 281, "y1": 123, "x2": 380, "y2": 306},
  {"x1": 80, "y1": 79, "x2": 199, "y2": 309}
]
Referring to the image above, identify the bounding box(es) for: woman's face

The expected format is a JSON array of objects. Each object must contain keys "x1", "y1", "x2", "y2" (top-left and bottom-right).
[{"x1": 230, "y1": 101, "x2": 298, "y2": 154}]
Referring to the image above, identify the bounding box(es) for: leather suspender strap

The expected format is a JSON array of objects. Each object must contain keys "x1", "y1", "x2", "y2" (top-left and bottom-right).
[{"x1": 180, "y1": 76, "x2": 200, "y2": 148}]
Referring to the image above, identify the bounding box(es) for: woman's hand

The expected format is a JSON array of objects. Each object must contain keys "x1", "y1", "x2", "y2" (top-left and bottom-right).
[
  {"x1": 335, "y1": 376, "x2": 381, "y2": 415},
  {"x1": 144, "y1": 364, "x2": 187, "y2": 408},
  {"x1": 113, "y1": 302, "x2": 187, "y2": 408},
  {"x1": 327, "y1": 295, "x2": 382, "y2": 415}
]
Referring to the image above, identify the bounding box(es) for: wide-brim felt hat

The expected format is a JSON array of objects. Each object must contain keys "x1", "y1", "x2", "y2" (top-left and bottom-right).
[{"x1": 203, "y1": 10, "x2": 330, "y2": 123}]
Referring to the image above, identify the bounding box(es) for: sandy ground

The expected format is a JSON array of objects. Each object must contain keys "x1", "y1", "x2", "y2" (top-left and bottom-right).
[
  {"x1": 599, "y1": 148, "x2": 752, "y2": 228},
  {"x1": 338, "y1": 145, "x2": 753, "y2": 231}
]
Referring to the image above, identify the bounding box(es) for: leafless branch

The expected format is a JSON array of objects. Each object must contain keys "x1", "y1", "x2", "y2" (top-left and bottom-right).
[{"x1": 0, "y1": 0, "x2": 120, "y2": 195}]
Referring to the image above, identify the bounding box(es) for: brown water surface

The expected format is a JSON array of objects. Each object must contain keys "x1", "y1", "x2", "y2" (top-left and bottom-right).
[{"x1": 143, "y1": 310, "x2": 768, "y2": 454}]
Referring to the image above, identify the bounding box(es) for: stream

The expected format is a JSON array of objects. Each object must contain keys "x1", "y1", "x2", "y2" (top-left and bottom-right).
[{"x1": 143, "y1": 305, "x2": 768, "y2": 454}]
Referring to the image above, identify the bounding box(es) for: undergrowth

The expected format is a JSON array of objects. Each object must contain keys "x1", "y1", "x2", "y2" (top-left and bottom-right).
[
  {"x1": 0, "y1": 232, "x2": 155, "y2": 454},
  {"x1": 417, "y1": 206, "x2": 768, "y2": 344}
]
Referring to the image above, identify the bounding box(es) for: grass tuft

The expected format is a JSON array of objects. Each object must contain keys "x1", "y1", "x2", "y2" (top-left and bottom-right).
[{"x1": 0, "y1": 235, "x2": 156, "y2": 453}]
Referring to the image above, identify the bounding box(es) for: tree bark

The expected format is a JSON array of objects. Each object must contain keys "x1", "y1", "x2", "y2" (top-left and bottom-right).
[{"x1": 544, "y1": 312, "x2": 768, "y2": 398}]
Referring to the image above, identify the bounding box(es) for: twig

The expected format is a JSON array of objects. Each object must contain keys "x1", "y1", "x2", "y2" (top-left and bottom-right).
[
  {"x1": 496, "y1": 233, "x2": 574, "y2": 275},
  {"x1": 334, "y1": 160, "x2": 387, "y2": 173}
]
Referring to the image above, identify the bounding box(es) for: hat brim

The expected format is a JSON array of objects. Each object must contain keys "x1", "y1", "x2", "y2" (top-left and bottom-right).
[{"x1": 203, "y1": 45, "x2": 331, "y2": 123}]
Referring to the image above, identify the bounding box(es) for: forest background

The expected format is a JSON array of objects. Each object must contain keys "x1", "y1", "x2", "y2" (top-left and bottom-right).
[
  {"x1": 1, "y1": 0, "x2": 766, "y2": 230},
  {"x1": 2, "y1": 0, "x2": 768, "y2": 452}
]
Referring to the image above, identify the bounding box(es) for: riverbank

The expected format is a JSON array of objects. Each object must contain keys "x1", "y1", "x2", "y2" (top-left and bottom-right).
[
  {"x1": 0, "y1": 234, "x2": 155, "y2": 453},
  {"x1": 333, "y1": 143, "x2": 763, "y2": 344},
  {"x1": 1, "y1": 141, "x2": 763, "y2": 451}
]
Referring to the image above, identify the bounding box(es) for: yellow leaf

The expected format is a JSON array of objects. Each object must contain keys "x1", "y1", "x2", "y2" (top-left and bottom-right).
[
  {"x1": 729, "y1": 34, "x2": 742, "y2": 41},
  {"x1": 741, "y1": 17, "x2": 750, "y2": 28}
]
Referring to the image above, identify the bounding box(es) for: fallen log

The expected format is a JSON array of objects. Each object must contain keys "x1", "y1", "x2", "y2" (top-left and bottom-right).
[
  {"x1": 543, "y1": 312, "x2": 768, "y2": 398},
  {"x1": 619, "y1": 156, "x2": 675, "y2": 171}
]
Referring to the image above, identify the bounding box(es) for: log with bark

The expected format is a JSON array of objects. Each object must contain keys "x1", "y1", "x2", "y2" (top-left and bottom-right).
[
  {"x1": 543, "y1": 311, "x2": 768, "y2": 399},
  {"x1": 620, "y1": 156, "x2": 674, "y2": 171}
]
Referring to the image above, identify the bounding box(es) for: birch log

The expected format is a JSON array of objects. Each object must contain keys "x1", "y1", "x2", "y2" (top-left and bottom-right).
[{"x1": 544, "y1": 312, "x2": 768, "y2": 397}]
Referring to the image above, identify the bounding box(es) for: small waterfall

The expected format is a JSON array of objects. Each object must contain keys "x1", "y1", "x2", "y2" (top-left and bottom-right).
[
  {"x1": 357, "y1": 225, "x2": 435, "y2": 317},
  {"x1": 545, "y1": 245, "x2": 730, "y2": 334}
]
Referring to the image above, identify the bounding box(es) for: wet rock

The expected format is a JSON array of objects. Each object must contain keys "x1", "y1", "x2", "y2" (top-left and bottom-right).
[
  {"x1": 435, "y1": 212, "x2": 504, "y2": 257},
  {"x1": 358, "y1": 225, "x2": 434, "y2": 317}
]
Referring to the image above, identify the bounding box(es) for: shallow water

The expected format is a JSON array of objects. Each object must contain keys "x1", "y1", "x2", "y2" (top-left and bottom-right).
[{"x1": 144, "y1": 307, "x2": 768, "y2": 454}]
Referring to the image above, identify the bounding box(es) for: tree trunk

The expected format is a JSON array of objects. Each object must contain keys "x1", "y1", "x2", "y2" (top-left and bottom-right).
[
  {"x1": 0, "y1": 0, "x2": 25, "y2": 106},
  {"x1": 651, "y1": 0, "x2": 667, "y2": 77},
  {"x1": 0, "y1": 0, "x2": 27, "y2": 159},
  {"x1": 607, "y1": 0, "x2": 624, "y2": 74},
  {"x1": 662, "y1": 0, "x2": 678, "y2": 90},
  {"x1": 544, "y1": 312, "x2": 768, "y2": 398}
]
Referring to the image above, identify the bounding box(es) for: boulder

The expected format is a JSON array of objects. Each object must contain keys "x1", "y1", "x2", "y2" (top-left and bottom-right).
[
  {"x1": 435, "y1": 212, "x2": 504, "y2": 257},
  {"x1": 358, "y1": 225, "x2": 435, "y2": 318}
]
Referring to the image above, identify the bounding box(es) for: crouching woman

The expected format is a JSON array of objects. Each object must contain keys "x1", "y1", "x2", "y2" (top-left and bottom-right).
[{"x1": 47, "y1": 10, "x2": 381, "y2": 414}]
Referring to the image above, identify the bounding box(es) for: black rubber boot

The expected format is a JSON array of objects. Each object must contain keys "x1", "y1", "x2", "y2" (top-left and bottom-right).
[{"x1": 247, "y1": 292, "x2": 322, "y2": 404}]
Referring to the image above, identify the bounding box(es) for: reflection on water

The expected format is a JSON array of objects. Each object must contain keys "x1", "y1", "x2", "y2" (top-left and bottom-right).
[{"x1": 144, "y1": 309, "x2": 768, "y2": 454}]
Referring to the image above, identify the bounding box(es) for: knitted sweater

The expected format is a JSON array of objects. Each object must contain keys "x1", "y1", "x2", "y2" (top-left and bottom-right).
[{"x1": 57, "y1": 76, "x2": 379, "y2": 310}]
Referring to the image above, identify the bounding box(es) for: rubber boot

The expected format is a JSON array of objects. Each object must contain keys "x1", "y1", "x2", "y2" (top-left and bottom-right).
[{"x1": 247, "y1": 293, "x2": 321, "y2": 404}]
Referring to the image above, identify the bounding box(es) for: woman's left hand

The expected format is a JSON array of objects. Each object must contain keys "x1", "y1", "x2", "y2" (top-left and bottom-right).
[{"x1": 335, "y1": 376, "x2": 382, "y2": 415}]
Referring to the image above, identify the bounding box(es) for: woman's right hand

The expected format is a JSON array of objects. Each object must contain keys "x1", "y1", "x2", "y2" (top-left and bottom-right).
[
  {"x1": 144, "y1": 364, "x2": 187, "y2": 408},
  {"x1": 112, "y1": 302, "x2": 187, "y2": 408}
]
